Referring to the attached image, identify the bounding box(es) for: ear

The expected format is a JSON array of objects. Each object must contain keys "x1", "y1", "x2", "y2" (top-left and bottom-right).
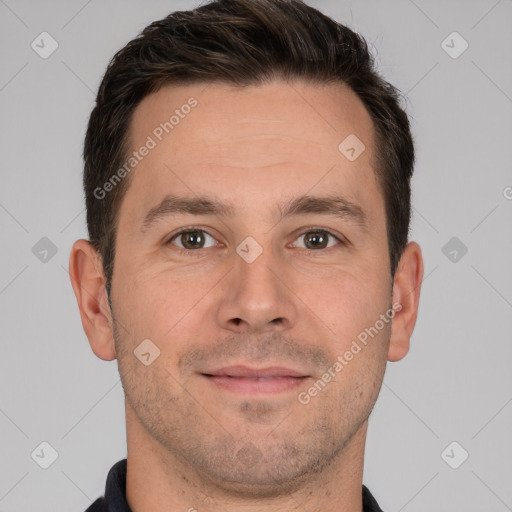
[
  {"x1": 388, "y1": 241, "x2": 424, "y2": 362},
  {"x1": 68, "y1": 239, "x2": 116, "y2": 361}
]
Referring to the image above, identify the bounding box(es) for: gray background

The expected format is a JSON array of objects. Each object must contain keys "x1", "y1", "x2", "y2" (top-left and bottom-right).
[{"x1": 1, "y1": 0, "x2": 511, "y2": 510}]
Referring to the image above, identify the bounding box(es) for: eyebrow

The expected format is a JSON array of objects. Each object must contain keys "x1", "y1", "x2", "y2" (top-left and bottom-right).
[{"x1": 140, "y1": 193, "x2": 368, "y2": 233}]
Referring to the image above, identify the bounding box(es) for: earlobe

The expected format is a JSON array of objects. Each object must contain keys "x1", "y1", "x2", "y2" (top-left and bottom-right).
[
  {"x1": 68, "y1": 239, "x2": 117, "y2": 361},
  {"x1": 388, "y1": 241, "x2": 424, "y2": 362}
]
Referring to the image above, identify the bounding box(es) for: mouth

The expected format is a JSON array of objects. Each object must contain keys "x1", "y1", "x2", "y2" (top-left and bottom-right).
[{"x1": 200, "y1": 365, "x2": 310, "y2": 395}]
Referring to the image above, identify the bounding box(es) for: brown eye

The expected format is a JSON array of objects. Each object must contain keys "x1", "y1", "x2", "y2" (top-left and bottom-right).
[
  {"x1": 304, "y1": 231, "x2": 328, "y2": 249},
  {"x1": 293, "y1": 229, "x2": 342, "y2": 250},
  {"x1": 168, "y1": 229, "x2": 216, "y2": 250}
]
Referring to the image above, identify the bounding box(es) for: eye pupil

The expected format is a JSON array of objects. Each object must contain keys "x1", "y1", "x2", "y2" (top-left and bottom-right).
[
  {"x1": 305, "y1": 231, "x2": 328, "y2": 249},
  {"x1": 182, "y1": 230, "x2": 204, "y2": 249}
]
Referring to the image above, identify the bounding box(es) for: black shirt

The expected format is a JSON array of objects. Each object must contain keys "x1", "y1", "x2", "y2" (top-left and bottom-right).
[{"x1": 86, "y1": 459, "x2": 384, "y2": 512}]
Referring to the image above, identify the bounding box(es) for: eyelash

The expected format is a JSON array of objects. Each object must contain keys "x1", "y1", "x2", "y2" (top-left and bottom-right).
[{"x1": 164, "y1": 226, "x2": 345, "y2": 257}]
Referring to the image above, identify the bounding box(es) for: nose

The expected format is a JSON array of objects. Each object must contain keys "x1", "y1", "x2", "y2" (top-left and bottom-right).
[{"x1": 216, "y1": 243, "x2": 298, "y2": 334}]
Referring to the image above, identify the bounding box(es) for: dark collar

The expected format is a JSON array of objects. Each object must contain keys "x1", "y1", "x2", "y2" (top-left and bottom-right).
[
  {"x1": 85, "y1": 459, "x2": 130, "y2": 512},
  {"x1": 86, "y1": 459, "x2": 384, "y2": 512}
]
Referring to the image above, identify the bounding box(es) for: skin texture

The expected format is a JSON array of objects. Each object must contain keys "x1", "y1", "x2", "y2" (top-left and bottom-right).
[{"x1": 69, "y1": 79, "x2": 424, "y2": 512}]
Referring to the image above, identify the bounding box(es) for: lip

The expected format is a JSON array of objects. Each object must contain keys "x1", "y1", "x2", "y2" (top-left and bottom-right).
[
  {"x1": 201, "y1": 365, "x2": 310, "y2": 395},
  {"x1": 203, "y1": 365, "x2": 308, "y2": 378}
]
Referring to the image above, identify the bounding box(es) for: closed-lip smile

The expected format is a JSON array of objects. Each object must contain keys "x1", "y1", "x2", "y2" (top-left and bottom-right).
[{"x1": 201, "y1": 365, "x2": 310, "y2": 395}]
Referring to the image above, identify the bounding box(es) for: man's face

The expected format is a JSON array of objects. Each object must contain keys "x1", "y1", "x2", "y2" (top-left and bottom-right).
[{"x1": 111, "y1": 80, "x2": 394, "y2": 493}]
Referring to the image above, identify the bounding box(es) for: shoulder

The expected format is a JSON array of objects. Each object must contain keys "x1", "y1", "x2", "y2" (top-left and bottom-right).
[
  {"x1": 84, "y1": 497, "x2": 108, "y2": 512},
  {"x1": 363, "y1": 484, "x2": 385, "y2": 512}
]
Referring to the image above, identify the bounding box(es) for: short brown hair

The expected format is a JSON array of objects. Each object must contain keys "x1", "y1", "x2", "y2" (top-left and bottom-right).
[{"x1": 83, "y1": 0, "x2": 415, "y2": 292}]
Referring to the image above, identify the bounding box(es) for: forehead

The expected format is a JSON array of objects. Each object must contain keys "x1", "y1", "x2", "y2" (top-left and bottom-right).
[
  {"x1": 130, "y1": 79, "x2": 374, "y2": 152},
  {"x1": 119, "y1": 79, "x2": 380, "y2": 229}
]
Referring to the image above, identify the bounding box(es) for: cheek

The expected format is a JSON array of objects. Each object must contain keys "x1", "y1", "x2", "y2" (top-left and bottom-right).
[
  {"x1": 291, "y1": 263, "x2": 391, "y2": 337},
  {"x1": 117, "y1": 267, "x2": 214, "y2": 356}
]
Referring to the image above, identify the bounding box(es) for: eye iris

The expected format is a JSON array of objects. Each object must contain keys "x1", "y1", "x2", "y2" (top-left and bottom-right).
[
  {"x1": 305, "y1": 231, "x2": 328, "y2": 249},
  {"x1": 181, "y1": 230, "x2": 204, "y2": 249}
]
